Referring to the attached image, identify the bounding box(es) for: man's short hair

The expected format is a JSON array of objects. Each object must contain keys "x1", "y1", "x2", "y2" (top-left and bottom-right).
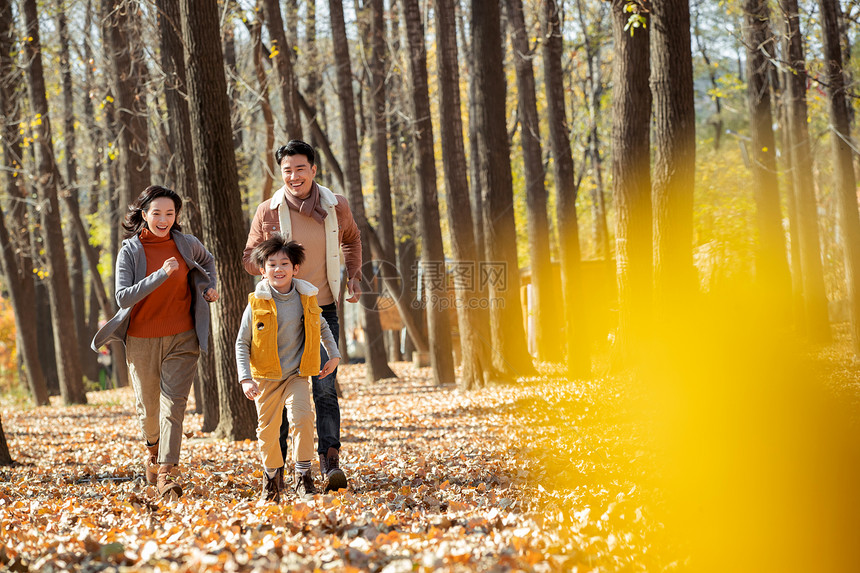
[
  {"x1": 251, "y1": 234, "x2": 306, "y2": 269},
  {"x1": 275, "y1": 140, "x2": 316, "y2": 167}
]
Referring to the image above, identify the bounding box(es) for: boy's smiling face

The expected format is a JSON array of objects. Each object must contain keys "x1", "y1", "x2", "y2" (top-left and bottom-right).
[{"x1": 261, "y1": 252, "x2": 298, "y2": 293}]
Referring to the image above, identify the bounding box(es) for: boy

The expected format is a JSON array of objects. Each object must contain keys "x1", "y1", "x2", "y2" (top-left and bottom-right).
[{"x1": 236, "y1": 236, "x2": 341, "y2": 502}]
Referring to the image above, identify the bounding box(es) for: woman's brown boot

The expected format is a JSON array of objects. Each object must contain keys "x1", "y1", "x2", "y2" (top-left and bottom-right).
[
  {"x1": 157, "y1": 464, "x2": 182, "y2": 500},
  {"x1": 144, "y1": 442, "x2": 159, "y2": 486}
]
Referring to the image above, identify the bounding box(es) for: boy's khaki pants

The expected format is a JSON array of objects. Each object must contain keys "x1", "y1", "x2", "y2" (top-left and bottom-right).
[
  {"x1": 255, "y1": 373, "x2": 315, "y2": 469},
  {"x1": 126, "y1": 329, "x2": 199, "y2": 465}
]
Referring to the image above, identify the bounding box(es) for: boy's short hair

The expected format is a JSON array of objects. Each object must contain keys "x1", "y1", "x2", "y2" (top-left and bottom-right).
[{"x1": 251, "y1": 234, "x2": 306, "y2": 269}]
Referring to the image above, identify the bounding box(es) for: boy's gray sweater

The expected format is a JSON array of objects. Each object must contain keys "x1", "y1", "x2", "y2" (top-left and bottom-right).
[{"x1": 235, "y1": 279, "x2": 339, "y2": 382}]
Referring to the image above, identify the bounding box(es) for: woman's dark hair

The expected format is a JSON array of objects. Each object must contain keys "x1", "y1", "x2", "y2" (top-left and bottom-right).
[
  {"x1": 122, "y1": 185, "x2": 183, "y2": 238},
  {"x1": 275, "y1": 140, "x2": 315, "y2": 167},
  {"x1": 251, "y1": 234, "x2": 306, "y2": 269}
]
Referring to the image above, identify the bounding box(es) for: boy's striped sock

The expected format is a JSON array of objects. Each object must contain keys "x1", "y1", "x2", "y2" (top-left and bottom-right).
[{"x1": 295, "y1": 460, "x2": 311, "y2": 475}]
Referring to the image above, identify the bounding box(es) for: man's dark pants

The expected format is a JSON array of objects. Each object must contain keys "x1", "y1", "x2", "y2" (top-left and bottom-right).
[{"x1": 279, "y1": 303, "x2": 340, "y2": 462}]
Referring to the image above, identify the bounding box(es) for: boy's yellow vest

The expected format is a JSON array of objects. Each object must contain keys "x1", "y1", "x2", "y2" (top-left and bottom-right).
[{"x1": 248, "y1": 290, "x2": 323, "y2": 379}]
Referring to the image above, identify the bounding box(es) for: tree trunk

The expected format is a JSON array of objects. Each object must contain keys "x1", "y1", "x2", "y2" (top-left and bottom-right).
[
  {"x1": 179, "y1": 0, "x2": 257, "y2": 440},
  {"x1": 769, "y1": 41, "x2": 805, "y2": 331},
  {"x1": 0, "y1": 202, "x2": 48, "y2": 405},
  {"x1": 223, "y1": 16, "x2": 243, "y2": 150},
  {"x1": 402, "y1": 0, "x2": 455, "y2": 386},
  {"x1": 387, "y1": 0, "x2": 429, "y2": 358},
  {"x1": 610, "y1": 0, "x2": 652, "y2": 366},
  {"x1": 61, "y1": 172, "x2": 128, "y2": 391},
  {"x1": 262, "y1": 0, "x2": 302, "y2": 140},
  {"x1": 57, "y1": 0, "x2": 100, "y2": 384},
  {"x1": 285, "y1": 0, "x2": 299, "y2": 54},
  {"x1": 544, "y1": 0, "x2": 590, "y2": 378},
  {"x1": 463, "y1": 7, "x2": 485, "y2": 262},
  {"x1": 36, "y1": 281, "x2": 60, "y2": 395},
  {"x1": 743, "y1": 0, "x2": 792, "y2": 320},
  {"x1": 99, "y1": 6, "x2": 130, "y2": 388},
  {"x1": 104, "y1": 0, "x2": 150, "y2": 217},
  {"x1": 692, "y1": 1, "x2": 724, "y2": 150},
  {"x1": 305, "y1": 0, "x2": 324, "y2": 177},
  {"x1": 97, "y1": 85, "x2": 130, "y2": 389},
  {"x1": 156, "y1": 0, "x2": 217, "y2": 425},
  {"x1": 42, "y1": 9, "x2": 104, "y2": 303},
  {"x1": 575, "y1": 0, "x2": 610, "y2": 260},
  {"x1": 0, "y1": 414, "x2": 11, "y2": 465},
  {"x1": 251, "y1": 17, "x2": 277, "y2": 202},
  {"x1": 397, "y1": 231, "x2": 426, "y2": 363},
  {"x1": 0, "y1": 0, "x2": 48, "y2": 404},
  {"x1": 777, "y1": 0, "x2": 830, "y2": 342},
  {"x1": 506, "y1": 0, "x2": 561, "y2": 362},
  {"x1": 588, "y1": 133, "x2": 609, "y2": 261},
  {"x1": 236, "y1": 8, "x2": 346, "y2": 193},
  {"x1": 83, "y1": 0, "x2": 104, "y2": 341},
  {"x1": 471, "y1": 0, "x2": 535, "y2": 378},
  {"x1": 819, "y1": 0, "x2": 860, "y2": 356},
  {"x1": 367, "y1": 0, "x2": 403, "y2": 362},
  {"x1": 434, "y1": 0, "x2": 497, "y2": 389},
  {"x1": 834, "y1": 0, "x2": 853, "y2": 130},
  {"x1": 297, "y1": 91, "x2": 345, "y2": 189},
  {"x1": 650, "y1": 0, "x2": 697, "y2": 311},
  {"x1": 22, "y1": 0, "x2": 86, "y2": 405},
  {"x1": 328, "y1": 0, "x2": 397, "y2": 381}
]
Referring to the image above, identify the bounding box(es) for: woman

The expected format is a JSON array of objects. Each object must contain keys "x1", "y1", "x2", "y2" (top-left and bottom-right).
[{"x1": 92, "y1": 185, "x2": 218, "y2": 499}]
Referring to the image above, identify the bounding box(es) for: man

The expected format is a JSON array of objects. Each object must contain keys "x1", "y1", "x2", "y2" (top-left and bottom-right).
[{"x1": 243, "y1": 140, "x2": 362, "y2": 492}]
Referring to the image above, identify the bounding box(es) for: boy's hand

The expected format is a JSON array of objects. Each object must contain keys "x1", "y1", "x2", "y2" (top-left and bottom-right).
[
  {"x1": 241, "y1": 379, "x2": 260, "y2": 400},
  {"x1": 203, "y1": 288, "x2": 219, "y2": 302},
  {"x1": 320, "y1": 357, "x2": 340, "y2": 379}
]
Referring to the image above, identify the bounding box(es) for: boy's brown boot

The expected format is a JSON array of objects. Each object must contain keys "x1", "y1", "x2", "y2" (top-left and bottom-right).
[
  {"x1": 157, "y1": 464, "x2": 182, "y2": 500},
  {"x1": 294, "y1": 470, "x2": 319, "y2": 499},
  {"x1": 277, "y1": 464, "x2": 294, "y2": 492},
  {"x1": 262, "y1": 468, "x2": 282, "y2": 503},
  {"x1": 144, "y1": 442, "x2": 159, "y2": 486},
  {"x1": 319, "y1": 447, "x2": 347, "y2": 492}
]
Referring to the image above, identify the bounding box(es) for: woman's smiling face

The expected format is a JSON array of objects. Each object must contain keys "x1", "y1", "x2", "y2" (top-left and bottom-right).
[{"x1": 142, "y1": 197, "x2": 177, "y2": 238}]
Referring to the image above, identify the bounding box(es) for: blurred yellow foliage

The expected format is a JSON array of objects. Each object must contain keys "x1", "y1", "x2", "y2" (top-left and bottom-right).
[{"x1": 0, "y1": 297, "x2": 18, "y2": 390}]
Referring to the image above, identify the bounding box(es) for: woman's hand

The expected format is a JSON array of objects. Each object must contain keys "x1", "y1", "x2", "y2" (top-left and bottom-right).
[
  {"x1": 320, "y1": 357, "x2": 341, "y2": 379},
  {"x1": 162, "y1": 257, "x2": 179, "y2": 276},
  {"x1": 203, "y1": 288, "x2": 219, "y2": 302},
  {"x1": 241, "y1": 379, "x2": 260, "y2": 400}
]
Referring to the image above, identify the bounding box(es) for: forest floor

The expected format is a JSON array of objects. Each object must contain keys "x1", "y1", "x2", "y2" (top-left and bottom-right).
[{"x1": 1, "y1": 330, "x2": 859, "y2": 572}]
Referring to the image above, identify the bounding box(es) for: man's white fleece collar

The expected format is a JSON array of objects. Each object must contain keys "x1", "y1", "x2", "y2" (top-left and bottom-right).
[
  {"x1": 269, "y1": 185, "x2": 336, "y2": 210},
  {"x1": 255, "y1": 277, "x2": 318, "y2": 300}
]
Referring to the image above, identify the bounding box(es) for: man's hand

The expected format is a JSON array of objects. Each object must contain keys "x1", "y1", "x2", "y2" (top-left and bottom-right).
[
  {"x1": 203, "y1": 288, "x2": 219, "y2": 302},
  {"x1": 320, "y1": 357, "x2": 340, "y2": 379},
  {"x1": 241, "y1": 379, "x2": 260, "y2": 400},
  {"x1": 346, "y1": 278, "x2": 361, "y2": 303}
]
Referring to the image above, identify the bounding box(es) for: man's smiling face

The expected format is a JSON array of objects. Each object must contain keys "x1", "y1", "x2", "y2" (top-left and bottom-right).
[{"x1": 281, "y1": 153, "x2": 317, "y2": 200}]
